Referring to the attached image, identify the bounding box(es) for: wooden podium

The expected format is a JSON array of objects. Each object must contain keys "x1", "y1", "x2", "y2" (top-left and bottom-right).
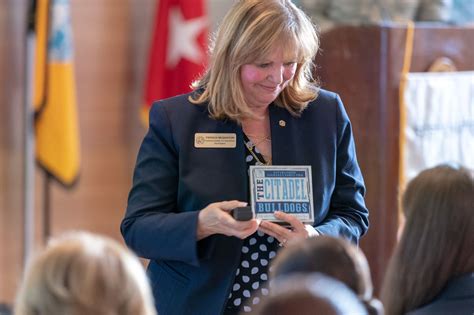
[{"x1": 315, "y1": 24, "x2": 474, "y2": 292}]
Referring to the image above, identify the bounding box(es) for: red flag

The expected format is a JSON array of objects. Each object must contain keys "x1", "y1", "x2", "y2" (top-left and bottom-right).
[{"x1": 141, "y1": 0, "x2": 208, "y2": 125}]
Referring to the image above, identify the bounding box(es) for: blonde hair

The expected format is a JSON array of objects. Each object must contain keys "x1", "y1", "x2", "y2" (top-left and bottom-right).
[
  {"x1": 15, "y1": 231, "x2": 156, "y2": 315},
  {"x1": 381, "y1": 165, "x2": 474, "y2": 315},
  {"x1": 190, "y1": 0, "x2": 319, "y2": 121}
]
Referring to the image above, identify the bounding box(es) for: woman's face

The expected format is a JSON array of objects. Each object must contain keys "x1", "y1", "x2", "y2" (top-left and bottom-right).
[{"x1": 240, "y1": 46, "x2": 297, "y2": 110}]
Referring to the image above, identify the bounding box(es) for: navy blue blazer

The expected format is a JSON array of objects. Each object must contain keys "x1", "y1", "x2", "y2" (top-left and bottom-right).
[{"x1": 121, "y1": 89, "x2": 369, "y2": 315}]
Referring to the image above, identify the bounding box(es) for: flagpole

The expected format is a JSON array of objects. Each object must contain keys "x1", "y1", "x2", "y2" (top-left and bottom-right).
[{"x1": 23, "y1": 0, "x2": 37, "y2": 268}]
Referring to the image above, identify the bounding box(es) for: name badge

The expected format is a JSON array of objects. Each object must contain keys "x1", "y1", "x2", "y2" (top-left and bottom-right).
[{"x1": 194, "y1": 133, "x2": 236, "y2": 148}]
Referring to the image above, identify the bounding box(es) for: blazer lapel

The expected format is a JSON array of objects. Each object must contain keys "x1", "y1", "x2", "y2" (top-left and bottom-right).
[{"x1": 269, "y1": 104, "x2": 299, "y2": 165}]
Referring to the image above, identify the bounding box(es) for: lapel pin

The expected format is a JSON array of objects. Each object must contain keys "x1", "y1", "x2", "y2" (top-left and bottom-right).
[{"x1": 279, "y1": 120, "x2": 286, "y2": 127}]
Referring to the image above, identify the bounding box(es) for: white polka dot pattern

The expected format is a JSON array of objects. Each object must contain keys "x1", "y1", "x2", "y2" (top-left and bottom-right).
[
  {"x1": 226, "y1": 231, "x2": 278, "y2": 313},
  {"x1": 224, "y1": 136, "x2": 281, "y2": 314}
]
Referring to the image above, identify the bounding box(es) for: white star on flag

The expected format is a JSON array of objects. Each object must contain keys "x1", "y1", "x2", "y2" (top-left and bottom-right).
[{"x1": 166, "y1": 6, "x2": 207, "y2": 68}]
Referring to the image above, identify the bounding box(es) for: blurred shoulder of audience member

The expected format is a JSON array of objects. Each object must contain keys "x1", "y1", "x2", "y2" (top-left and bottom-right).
[
  {"x1": 0, "y1": 304, "x2": 12, "y2": 315},
  {"x1": 270, "y1": 235, "x2": 383, "y2": 315},
  {"x1": 382, "y1": 164, "x2": 474, "y2": 315},
  {"x1": 247, "y1": 272, "x2": 368, "y2": 315},
  {"x1": 14, "y1": 231, "x2": 156, "y2": 315}
]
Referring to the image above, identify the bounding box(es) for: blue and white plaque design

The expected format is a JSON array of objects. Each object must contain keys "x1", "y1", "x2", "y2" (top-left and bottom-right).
[{"x1": 249, "y1": 165, "x2": 314, "y2": 224}]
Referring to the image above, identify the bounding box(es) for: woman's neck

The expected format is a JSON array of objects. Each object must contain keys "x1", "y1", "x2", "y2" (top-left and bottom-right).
[
  {"x1": 241, "y1": 110, "x2": 272, "y2": 164},
  {"x1": 241, "y1": 110, "x2": 270, "y2": 135},
  {"x1": 248, "y1": 105, "x2": 269, "y2": 120}
]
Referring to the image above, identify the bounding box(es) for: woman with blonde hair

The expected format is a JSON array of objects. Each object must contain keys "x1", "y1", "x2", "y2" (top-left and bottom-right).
[
  {"x1": 122, "y1": 0, "x2": 369, "y2": 313},
  {"x1": 381, "y1": 165, "x2": 474, "y2": 315},
  {"x1": 15, "y1": 231, "x2": 156, "y2": 315}
]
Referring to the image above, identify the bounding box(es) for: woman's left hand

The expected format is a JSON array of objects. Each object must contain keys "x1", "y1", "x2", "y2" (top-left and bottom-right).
[{"x1": 258, "y1": 211, "x2": 309, "y2": 247}]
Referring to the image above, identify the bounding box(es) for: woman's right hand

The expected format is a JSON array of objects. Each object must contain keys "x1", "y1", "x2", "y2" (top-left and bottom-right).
[{"x1": 197, "y1": 200, "x2": 259, "y2": 240}]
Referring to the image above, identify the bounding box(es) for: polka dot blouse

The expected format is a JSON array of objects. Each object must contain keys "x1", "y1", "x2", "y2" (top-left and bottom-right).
[{"x1": 223, "y1": 135, "x2": 280, "y2": 314}]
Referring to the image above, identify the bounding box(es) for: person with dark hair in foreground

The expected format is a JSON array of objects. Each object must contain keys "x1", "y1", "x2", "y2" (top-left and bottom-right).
[
  {"x1": 248, "y1": 273, "x2": 368, "y2": 315},
  {"x1": 271, "y1": 235, "x2": 383, "y2": 315},
  {"x1": 381, "y1": 164, "x2": 474, "y2": 315}
]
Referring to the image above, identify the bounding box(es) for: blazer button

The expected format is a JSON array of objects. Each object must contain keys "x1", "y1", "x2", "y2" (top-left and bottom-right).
[{"x1": 279, "y1": 120, "x2": 286, "y2": 127}]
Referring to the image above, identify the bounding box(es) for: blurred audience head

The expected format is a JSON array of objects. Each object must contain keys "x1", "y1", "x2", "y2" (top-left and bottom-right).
[
  {"x1": 14, "y1": 231, "x2": 156, "y2": 315},
  {"x1": 271, "y1": 235, "x2": 383, "y2": 314},
  {"x1": 249, "y1": 272, "x2": 368, "y2": 315},
  {"x1": 382, "y1": 164, "x2": 474, "y2": 315}
]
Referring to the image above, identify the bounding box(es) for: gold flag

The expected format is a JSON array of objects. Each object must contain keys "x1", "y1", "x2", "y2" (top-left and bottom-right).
[{"x1": 34, "y1": 0, "x2": 80, "y2": 186}]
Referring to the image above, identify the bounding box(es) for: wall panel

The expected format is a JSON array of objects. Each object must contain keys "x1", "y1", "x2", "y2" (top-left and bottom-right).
[{"x1": 0, "y1": 0, "x2": 28, "y2": 304}]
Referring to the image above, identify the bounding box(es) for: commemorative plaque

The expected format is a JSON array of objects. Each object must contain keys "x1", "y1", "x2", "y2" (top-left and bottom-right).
[{"x1": 249, "y1": 165, "x2": 314, "y2": 224}]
